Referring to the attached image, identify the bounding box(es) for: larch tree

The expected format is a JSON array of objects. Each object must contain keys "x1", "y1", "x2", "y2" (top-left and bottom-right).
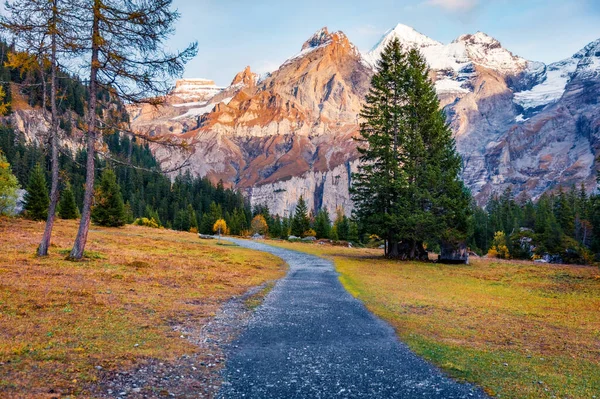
[
  {"x1": 213, "y1": 219, "x2": 228, "y2": 237},
  {"x1": 69, "y1": 0, "x2": 197, "y2": 260},
  {"x1": 1, "y1": 0, "x2": 77, "y2": 255},
  {"x1": 352, "y1": 38, "x2": 471, "y2": 260},
  {"x1": 251, "y1": 214, "x2": 268, "y2": 235}
]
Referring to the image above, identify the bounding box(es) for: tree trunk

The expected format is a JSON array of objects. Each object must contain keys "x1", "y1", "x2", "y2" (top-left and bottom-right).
[
  {"x1": 38, "y1": 0, "x2": 59, "y2": 256},
  {"x1": 409, "y1": 239, "x2": 416, "y2": 259},
  {"x1": 388, "y1": 239, "x2": 399, "y2": 259},
  {"x1": 69, "y1": 2, "x2": 99, "y2": 260}
]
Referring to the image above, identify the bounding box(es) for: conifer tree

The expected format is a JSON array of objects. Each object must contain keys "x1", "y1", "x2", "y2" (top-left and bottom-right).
[
  {"x1": 188, "y1": 204, "x2": 198, "y2": 231},
  {"x1": 200, "y1": 202, "x2": 223, "y2": 234},
  {"x1": 91, "y1": 169, "x2": 126, "y2": 227},
  {"x1": 352, "y1": 38, "x2": 471, "y2": 259},
  {"x1": 270, "y1": 215, "x2": 283, "y2": 238},
  {"x1": 554, "y1": 187, "x2": 575, "y2": 237},
  {"x1": 291, "y1": 196, "x2": 310, "y2": 237},
  {"x1": 314, "y1": 209, "x2": 331, "y2": 239},
  {"x1": 349, "y1": 221, "x2": 360, "y2": 243},
  {"x1": 24, "y1": 163, "x2": 49, "y2": 221},
  {"x1": 334, "y1": 208, "x2": 350, "y2": 241},
  {"x1": 0, "y1": 151, "x2": 19, "y2": 215},
  {"x1": 58, "y1": 182, "x2": 79, "y2": 219},
  {"x1": 69, "y1": 0, "x2": 197, "y2": 259},
  {"x1": 173, "y1": 208, "x2": 191, "y2": 231},
  {"x1": 280, "y1": 217, "x2": 291, "y2": 239}
]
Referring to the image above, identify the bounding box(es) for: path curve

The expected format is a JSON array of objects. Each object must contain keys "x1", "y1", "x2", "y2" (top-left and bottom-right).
[{"x1": 218, "y1": 238, "x2": 489, "y2": 399}]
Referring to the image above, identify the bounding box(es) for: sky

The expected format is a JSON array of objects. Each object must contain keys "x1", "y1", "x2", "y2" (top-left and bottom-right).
[{"x1": 170, "y1": 0, "x2": 600, "y2": 86}]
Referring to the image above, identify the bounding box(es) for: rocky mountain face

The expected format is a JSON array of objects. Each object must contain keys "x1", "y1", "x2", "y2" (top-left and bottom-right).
[{"x1": 129, "y1": 24, "x2": 600, "y2": 215}]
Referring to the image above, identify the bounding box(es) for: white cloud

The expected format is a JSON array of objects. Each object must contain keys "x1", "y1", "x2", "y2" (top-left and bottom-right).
[{"x1": 426, "y1": 0, "x2": 480, "y2": 12}]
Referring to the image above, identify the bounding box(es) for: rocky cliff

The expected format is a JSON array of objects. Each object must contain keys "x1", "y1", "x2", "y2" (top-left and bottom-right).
[{"x1": 131, "y1": 24, "x2": 600, "y2": 215}]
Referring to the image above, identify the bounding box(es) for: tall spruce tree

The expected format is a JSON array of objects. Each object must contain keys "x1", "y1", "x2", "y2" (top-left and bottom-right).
[
  {"x1": 291, "y1": 196, "x2": 310, "y2": 237},
  {"x1": 91, "y1": 169, "x2": 126, "y2": 227},
  {"x1": 24, "y1": 163, "x2": 49, "y2": 221},
  {"x1": 352, "y1": 38, "x2": 471, "y2": 260}
]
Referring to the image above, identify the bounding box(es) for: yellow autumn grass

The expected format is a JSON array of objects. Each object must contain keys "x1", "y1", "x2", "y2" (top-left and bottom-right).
[
  {"x1": 0, "y1": 218, "x2": 285, "y2": 397},
  {"x1": 268, "y1": 240, "x2": 600, "y2": 399}
]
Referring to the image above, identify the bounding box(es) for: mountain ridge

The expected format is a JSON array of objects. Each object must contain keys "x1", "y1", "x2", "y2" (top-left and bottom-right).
[{"x1": 127, "y1": 24, "x2": 600, "y2": 216}]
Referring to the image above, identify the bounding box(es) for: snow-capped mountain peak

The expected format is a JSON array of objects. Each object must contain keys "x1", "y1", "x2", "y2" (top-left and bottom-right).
[
  {"x1": 452, "y1": 31, "x2": 528, "y2": 73},
  {"x1": 574, "y1": 38, "x2": 600, "y2": 78},
  {"x1": 379, "y1": 23, "x2": 442, "y2": 49},
  {"x1": 366, "y1": 24, "x2": 528, "y2": 75},
  {"x1": 455, "y1": 31, "x2": 499, "y2": 46},
  {"x1": 364, "y1": 24, "x2": 441, "y2": 66}
]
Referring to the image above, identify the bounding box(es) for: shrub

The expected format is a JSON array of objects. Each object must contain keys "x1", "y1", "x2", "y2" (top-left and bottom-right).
[
  {"x1": 303, "y1": 229, "x2": 316, "y2": 238},
  {"x1": 488, "y1": 231, "x2": 510, "y2": 259},
  {"x1": 251, "y1": 215, "x2": 268, "y2": 235},
  {"x1": 133, "y1": 217, "x2": 160, "y2": 229}
]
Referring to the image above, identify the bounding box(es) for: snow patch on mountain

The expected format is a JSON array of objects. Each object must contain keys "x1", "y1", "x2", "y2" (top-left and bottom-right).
[
  {"x1": 435, "y1": 78, "x2": 470, "y2": 94},
  {"x1": 514, "y1": 39, "x2": 600, "y2": 111},
  {"x1": 173, "y1": 97, "x2": 234, "y2": 120},
  {"x1": 513, "y1": 59, "x2": 577, "y2": 110},
  {"x1": 171, "y1": 79, "x2": 224, "y2": 102}
]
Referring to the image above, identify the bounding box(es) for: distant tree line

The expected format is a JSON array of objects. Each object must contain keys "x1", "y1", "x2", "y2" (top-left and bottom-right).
[
  {"x1": 469, "y1": 187, "x2": 600, "y2": 264},
  {"x1": 248, "y1": 196, "x2": 359, "y2": 242},
  {"x1": 0, "y1": 124, "x2": 253, "y2": 234}
]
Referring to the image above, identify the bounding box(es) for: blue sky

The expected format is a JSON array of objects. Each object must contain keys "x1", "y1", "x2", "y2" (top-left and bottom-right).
[{"x1": 170, "y1": 0, "x2": 600, "y2": 86}]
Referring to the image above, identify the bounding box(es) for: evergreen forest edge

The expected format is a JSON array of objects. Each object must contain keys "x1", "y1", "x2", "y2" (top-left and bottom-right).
[{"x1": 1, "y1": 39, "x2": 599, "y2": 265}]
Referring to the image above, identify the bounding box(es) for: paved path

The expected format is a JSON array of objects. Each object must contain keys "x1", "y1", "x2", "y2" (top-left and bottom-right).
[{"x1": 218, "y1": 239, "x2": 488, "y2": 399}]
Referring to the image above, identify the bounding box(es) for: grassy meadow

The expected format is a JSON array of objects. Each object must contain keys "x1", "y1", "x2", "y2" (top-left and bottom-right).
[
  {"x1": 268, "y1": 240, "x2": 600, "y2": 399},
  {"x1": 0, "y1": 218, "x2": 285, "y2": 397}
]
